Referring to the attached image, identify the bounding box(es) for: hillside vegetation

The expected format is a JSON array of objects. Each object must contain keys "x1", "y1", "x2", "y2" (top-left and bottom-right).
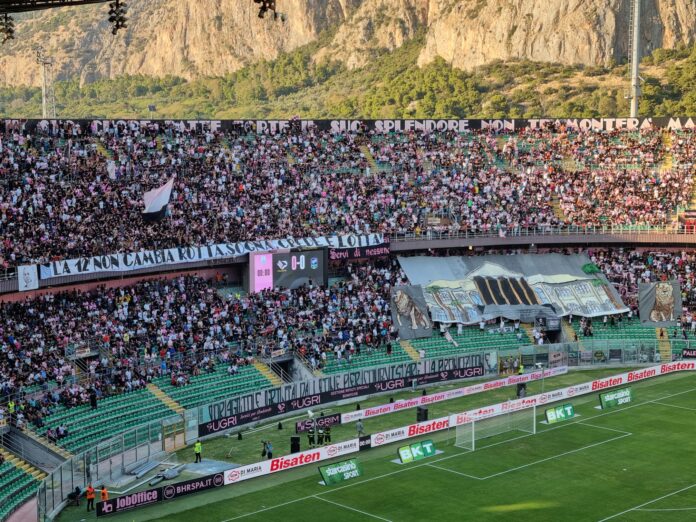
[{"x1": 1, "y1": 36, "x2": 695, "y2": 120}]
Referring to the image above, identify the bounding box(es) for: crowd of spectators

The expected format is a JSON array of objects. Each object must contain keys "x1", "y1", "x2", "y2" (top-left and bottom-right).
[
  {"x1": 1, "y1": 124, "x2": 694, "y2": 270},
  {"x1": 0, "y1": 259, "x2": 404, "y2": 424}
]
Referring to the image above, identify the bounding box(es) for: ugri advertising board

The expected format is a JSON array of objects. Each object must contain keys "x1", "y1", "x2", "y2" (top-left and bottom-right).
[{"x1": 199, "y1": 354, "x2": 488, "y2": 436}]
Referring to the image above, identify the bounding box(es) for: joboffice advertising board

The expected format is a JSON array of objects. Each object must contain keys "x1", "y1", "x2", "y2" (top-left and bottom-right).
[{"x1": 96, "y1": 473, "x2": 225, "y2": 517}]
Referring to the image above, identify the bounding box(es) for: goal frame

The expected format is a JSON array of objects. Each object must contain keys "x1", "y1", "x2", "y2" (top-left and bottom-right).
[{"x1": 455, "y1": 405, "x2": 537, "y2": 451}]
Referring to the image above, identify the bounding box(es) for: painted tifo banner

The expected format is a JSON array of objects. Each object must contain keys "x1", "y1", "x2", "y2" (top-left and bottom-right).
[
  {"x1": 341, "y1": 366, "x2": 568, "y2": 423},
  {"x1": 391, "y1": 285, "x2": 433, "y2": 340},
  {"x1": 39, "y1": 233, "x2": 385, "y2": 279},
  {"x1": 17, "y1": 265, "x2": 39, "y2": 291},
  {"x1": 639, "y1": 281, "x2": 682, "y2": 326},
  {"x1": 398, "y1": 254, "x2": 628, "y2": 325}
]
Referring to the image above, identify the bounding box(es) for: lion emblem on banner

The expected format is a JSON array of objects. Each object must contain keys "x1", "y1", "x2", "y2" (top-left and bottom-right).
[
  {"x1": 394, "y1": 289, "x2": 431, "y2": 330},
  {"x1": 650, "y1": 282, "x2": 675, "y2": 322}
]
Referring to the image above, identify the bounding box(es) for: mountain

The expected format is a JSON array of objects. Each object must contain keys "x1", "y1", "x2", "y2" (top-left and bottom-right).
[
  {"x1": 0, "y1": 0, "x2": 694, "y2": 88},
  {"x1": 2, "y1": 36, "x2": 695, "y2": 120}
]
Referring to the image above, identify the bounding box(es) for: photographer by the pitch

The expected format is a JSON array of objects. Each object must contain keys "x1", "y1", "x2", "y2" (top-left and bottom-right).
[{"x1": 262, "y1": 440, "x2": 273, "y2": 459}]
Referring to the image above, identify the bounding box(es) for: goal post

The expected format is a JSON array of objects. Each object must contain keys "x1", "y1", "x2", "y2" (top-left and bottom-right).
[{"x1": 455, "y1": 406, "x2": 536, "y2": 451}]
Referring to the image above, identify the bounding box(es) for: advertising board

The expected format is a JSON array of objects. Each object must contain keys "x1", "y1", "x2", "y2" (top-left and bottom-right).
[
  {"x1": 318, "y1": 458, "x2": 363, "y2": 485},
  {"x1": 544, "y1": 404, "x2": 575, "y2": 424},
  {"x1": 341, "y1": 366, "x2": 567, "y2": 424},
  {"x1": 397, "y1": 440, "x2": 436, "y2": 464},
  {"x1": 599, "y1": 388, "x2": 632, "y2": 409},
  {"x1": 96, "y1": 489, "x2": 162, "y2": 517}
]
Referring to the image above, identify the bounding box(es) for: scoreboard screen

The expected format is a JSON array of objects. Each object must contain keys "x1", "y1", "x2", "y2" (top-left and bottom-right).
[{"x1": 273, "y1": 250, "x2": 327, "y2": 289}]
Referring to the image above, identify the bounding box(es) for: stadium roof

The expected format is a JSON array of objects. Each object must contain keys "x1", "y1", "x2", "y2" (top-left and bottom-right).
[{"x1": 0, "y1": 1, "x2": 110, "y2": 13}]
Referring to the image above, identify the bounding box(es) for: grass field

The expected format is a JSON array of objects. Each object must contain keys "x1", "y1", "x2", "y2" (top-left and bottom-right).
[{"x1": 57, "y1": 369, "x2": 696, "y2": 521}]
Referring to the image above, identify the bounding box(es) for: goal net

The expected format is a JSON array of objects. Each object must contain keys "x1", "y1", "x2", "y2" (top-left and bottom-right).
[{"x1": 455, "y1": 407, "x2": 536, "y2": 451}]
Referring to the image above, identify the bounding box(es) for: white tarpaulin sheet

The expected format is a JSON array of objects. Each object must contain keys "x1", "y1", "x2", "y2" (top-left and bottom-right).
[{"x1": 398, "y1": 254, "x2": 628, "y2": 324}]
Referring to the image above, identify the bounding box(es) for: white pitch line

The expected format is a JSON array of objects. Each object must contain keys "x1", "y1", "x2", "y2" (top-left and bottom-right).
[
  {"x1": 313, "y1": 495, "x2": 393, "y2": 521},
  {"x1": 576, "y1": 422, "x2": 632, "y2": 435},
  {"x1": 219, "y1": 384, "x2": 696, "y2": 522},
  {"x1": 597, "y1": 482, "x2": 696, "y2": 521},
  {"x1": 476, "y1": 433, "x2": 632, "y2": 481},
  {"x1": 635, "y1": 507, "x2": 696, "y2": 512},
  {"x1": 426, "y1": 463, "x2": 484, "y2": 480},
  {"x1": 652, "y1": 401, "x2": 696, "y2": 412},
  {"x1": 220, "y1": 496, "x2": 309, "y2": 521}
]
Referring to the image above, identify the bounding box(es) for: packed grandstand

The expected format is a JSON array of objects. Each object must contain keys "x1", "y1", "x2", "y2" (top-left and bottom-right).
[{"x1": 0, "y1": 118, "x2": 695, "y2": 522}]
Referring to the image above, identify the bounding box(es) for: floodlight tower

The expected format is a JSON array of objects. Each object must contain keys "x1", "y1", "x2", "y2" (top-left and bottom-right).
[
  {"x1": 35, "y1": 45, "x2": 56, "y2": 119},
  {"x1": 627, "y1": 0, "x2": 642, "y2": 118}
]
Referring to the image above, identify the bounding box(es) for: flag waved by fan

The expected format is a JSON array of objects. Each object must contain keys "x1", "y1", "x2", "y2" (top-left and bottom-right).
[{"x1": 142, "y1": 177, "x2": 175, "y2": 221}]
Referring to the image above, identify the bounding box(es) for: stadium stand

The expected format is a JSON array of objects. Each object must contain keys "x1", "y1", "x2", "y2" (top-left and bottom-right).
[
  {"x1": 36, "y1": 388, "x2": 177, "y2": 453},
  {"x1": 151, "y1": 363, "x2": 274, "y2": 410},
  {"x1": 320, "y1": 341, "x2": 412, "y2": 374},
  {"x1": 0, "y1": 450, "x2": 44, "y2": 521},
  {"x1": 411, "y1": 326, "x2": 532, "y2": 359},
  {"x1": 1, "y1": 126, "x2": 694, "y2": 269}
]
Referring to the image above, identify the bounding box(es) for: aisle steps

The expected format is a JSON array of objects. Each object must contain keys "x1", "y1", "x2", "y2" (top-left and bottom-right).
[{"x1": 146, "y1": 383, "x2": 184, "y2": 414}]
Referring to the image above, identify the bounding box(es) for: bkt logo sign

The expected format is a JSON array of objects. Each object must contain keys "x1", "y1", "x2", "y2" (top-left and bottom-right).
[{"x1": 397, "y1": 440, "x2": 436, "y2": 464}]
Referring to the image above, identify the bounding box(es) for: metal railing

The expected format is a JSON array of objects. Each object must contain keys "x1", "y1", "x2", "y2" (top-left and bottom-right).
[{"x1": 390, "y1": 223, "x2": 696, "y2": 243}]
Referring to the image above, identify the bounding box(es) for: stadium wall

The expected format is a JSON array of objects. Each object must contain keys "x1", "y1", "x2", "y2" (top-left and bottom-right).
[
  {"x1": 0, "y1": 265, "x2": 240, "y2": 303},
  {"x1": 7, "y1": 226, "x2": 696, "y2": 295}
]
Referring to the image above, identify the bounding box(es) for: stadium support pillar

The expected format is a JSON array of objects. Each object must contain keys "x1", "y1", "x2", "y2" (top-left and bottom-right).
[{"x1": 629, "y1": 0, "x2": 642, "y2": 117}]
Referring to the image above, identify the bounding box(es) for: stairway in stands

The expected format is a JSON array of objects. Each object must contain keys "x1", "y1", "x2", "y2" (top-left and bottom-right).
[
  {"x1": 521, "y1": 324, "x2": 536, "y2": 343},
  {"x1": 95, "y1": 140, "x2": 114, "y2": 160},
  {"x1": 0, "y1": 448, "x2": 45, "y2": 481},
  {"x1": 19, "y1": 429, "x2": 72, "y2": 460},
  {"x1": 655, "y1": 329, "x2": 673, "y2": 361},
  {"x1": 660, "y1": 131, "x2": 683, "y2": 228},
  {"x1": 252, "y1": 361, "x2": 283, "y2": 387},
  {"x1": 562, "y1": 320, "x2": 582, "y2": 348},
  {"x1": 147, "y1": 383, "x2": 185, "y2": 415},
  {"x1": 360, "y1": 145, "x2": 378, "y2": 172},
  {"x1": 551, "y1": 196, "x2": 566, "y2": 222},
  {"x1": 400, "y1": 340, "x2": 421, "y2": 362}
]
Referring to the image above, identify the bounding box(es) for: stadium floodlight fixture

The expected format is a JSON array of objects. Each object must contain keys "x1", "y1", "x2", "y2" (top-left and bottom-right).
[
  {"x1": 1, "y1": 14, "x2": 15, "y2": 44},
  {"x1": 107, "y1": 0, "x2": 128, "y2": 35},
  {"x1": 254, "y1": 0, "x2": 277, "y2": 19}
]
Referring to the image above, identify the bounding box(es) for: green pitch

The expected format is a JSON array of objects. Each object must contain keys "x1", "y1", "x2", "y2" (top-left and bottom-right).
[{"x1": 58, "y1": 370, "x2": 696, "y2": 521}]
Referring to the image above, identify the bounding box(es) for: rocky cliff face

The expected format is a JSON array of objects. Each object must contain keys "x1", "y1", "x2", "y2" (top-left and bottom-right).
[
  {"x1": 0, "y1": 0, "x2": 362, "y2": 86},
  {"x1": 0, "y1": 0, "x2": 694, "y2": 87},
  {"x1": 417, "y1": 0, "x2": 696, "y2": 70}
]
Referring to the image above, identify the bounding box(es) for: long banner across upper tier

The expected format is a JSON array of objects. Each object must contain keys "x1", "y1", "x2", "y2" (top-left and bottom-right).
[
  {"x1": 36, "y1": 233, "x2": 386, "y2": 280},
  {"x1": 3, "y1": 116, "x2": 696, "y2": 135}
]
